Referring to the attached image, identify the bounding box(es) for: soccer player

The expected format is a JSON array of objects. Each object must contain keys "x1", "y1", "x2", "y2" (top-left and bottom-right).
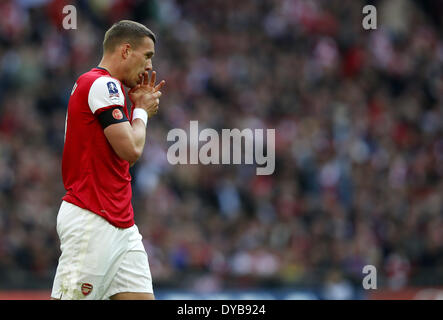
[{"x1": 51, "y1": 20, "x2": 165, "y2": 300}]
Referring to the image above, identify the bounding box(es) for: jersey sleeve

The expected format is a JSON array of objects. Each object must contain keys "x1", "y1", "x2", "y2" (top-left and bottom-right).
[{"x1": 88, "y1": 76, "x2": 125, "y2": 114}]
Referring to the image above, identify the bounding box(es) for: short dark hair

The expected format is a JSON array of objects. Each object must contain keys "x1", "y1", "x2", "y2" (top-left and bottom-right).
[{"x1": 103, "y1": 20, "x2": 156, "y2": 53}]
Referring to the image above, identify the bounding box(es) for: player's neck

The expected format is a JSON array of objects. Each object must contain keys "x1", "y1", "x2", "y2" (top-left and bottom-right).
[{"x1": 98, "y1": 56, "x2": 120, "y2": 79}]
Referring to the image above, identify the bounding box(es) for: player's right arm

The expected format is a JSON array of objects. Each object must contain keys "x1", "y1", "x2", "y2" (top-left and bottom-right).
[
  {"x1": 89, "y1": 71, "x2": 164, "y2": 165},
  {"x1": 103, "y1": 108, "x2": 155, "y2": 165}
]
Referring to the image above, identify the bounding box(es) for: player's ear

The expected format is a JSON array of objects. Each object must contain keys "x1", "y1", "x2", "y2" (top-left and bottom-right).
[{"x1": 121, "y1": 43, "x2": 131, "y2": 59}]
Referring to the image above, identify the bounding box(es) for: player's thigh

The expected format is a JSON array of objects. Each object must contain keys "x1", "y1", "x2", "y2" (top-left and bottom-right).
[
  {"x1": 110, "y1": 292, "x2": 155, "y2": 300},
  {"x1": 104, "y1": 226, "x2": 153, "y2": 299}
]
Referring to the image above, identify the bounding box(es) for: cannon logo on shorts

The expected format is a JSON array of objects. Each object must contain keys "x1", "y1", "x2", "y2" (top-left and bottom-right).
[{"x1": 81, "y1": 283, "x2": 93, "y2": 296}]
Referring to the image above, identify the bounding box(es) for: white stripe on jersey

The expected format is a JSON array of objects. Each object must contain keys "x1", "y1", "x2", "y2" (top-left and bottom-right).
[{"x1": 88, "y1": 76, "x2": 125, "y2": 114}]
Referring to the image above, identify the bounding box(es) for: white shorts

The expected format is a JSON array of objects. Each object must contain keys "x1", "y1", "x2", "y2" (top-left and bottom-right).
[{"x1": 51, "y1": 201, "x2": 153, "y2": 300}]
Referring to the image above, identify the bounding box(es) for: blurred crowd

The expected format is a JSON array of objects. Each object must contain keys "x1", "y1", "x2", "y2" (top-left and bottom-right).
[{"x1": 0, "y1": 0, "x2": 442, "y2": 295}]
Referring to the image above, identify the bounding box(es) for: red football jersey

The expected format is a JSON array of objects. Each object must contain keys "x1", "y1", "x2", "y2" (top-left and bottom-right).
[{"x1": 62, "y1": 67, "x2": 134, "y2": 228}]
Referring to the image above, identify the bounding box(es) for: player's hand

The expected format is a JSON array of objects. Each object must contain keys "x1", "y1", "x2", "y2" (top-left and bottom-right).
[{"x1": 129, "y1": 71, "x2": 165, "y2": 118}]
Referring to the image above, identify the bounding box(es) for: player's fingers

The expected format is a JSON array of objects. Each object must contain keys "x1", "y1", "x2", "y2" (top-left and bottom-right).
[
  {"x1": 154, "y1": 80, "x2": 166, "y2": 92},
  {"x1": 152, "y1": 91, "x2": 162, "y2": 98},
  {"x1": 143, "y1": 71, "x2": 149, "y2": 86},
  {"x1": 149, "y1": 71, "x2": 157, "y2": 88},
  {"x1": 128, "y1": 84, "x2": 140, "y2": 94}
]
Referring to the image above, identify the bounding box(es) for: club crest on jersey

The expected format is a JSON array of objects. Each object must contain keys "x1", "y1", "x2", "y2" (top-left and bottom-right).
[
  {"x1": 107, "y1": 81, "x2": 119, "y2": 99},
  {"x1": 81, "y1": 283, "x2": 93, "y2": 296},
  {"x1": 112, "y1": 108, "x2": 123, "y2": 120}
]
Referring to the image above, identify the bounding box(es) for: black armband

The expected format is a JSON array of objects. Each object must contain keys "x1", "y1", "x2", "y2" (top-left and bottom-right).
[{"x1": 97, "y1": 106, "x2": 128, "y2": 129}]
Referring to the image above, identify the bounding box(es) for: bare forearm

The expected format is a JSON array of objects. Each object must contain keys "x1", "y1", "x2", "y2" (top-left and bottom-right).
[
  {"x1": 129, "y1": 118, "x2": 147, "y2": 166},
  {"x1": 132, "y1": 118, "x2": 147, "y2": 153}
]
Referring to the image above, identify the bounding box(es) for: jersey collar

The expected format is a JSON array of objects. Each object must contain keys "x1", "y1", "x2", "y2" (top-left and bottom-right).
[{"x1": 95, "y1": 66, "x2": 111, "y2": 76}]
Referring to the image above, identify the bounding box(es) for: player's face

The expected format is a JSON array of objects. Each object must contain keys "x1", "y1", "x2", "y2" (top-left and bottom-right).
[{"x1": 123, "y1": 37, "x2": 155, "y2": 88}]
